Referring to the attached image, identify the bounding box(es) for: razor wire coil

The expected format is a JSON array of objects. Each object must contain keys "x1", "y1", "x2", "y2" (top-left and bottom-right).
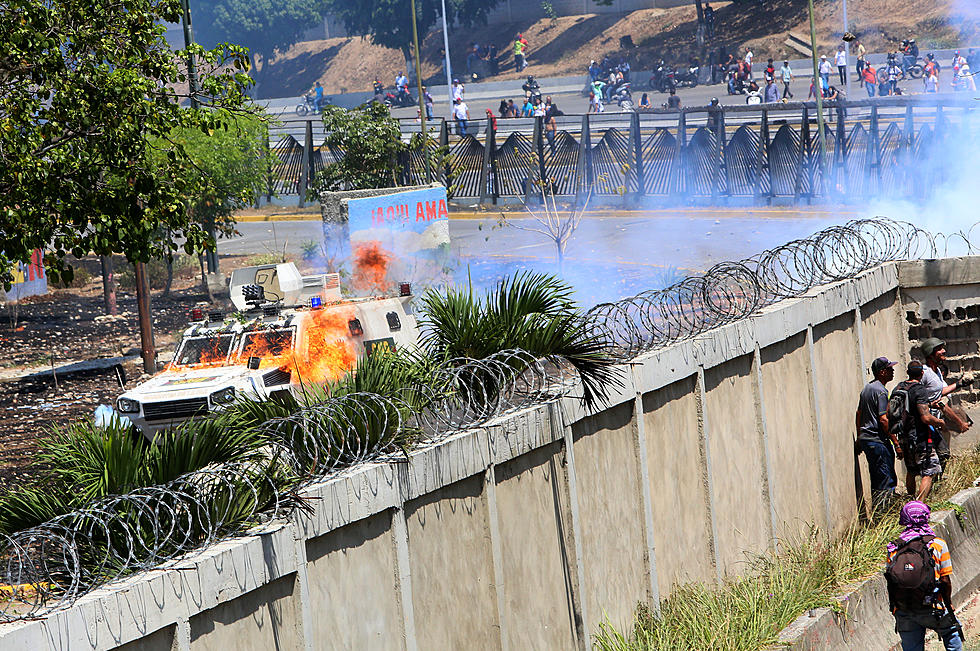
[{"x1": 1, "y1": 216, "x2": 976, "y2": 621}]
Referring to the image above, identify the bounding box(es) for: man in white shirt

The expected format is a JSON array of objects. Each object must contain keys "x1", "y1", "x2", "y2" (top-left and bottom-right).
[
  {"x1": 452, "y1": 79, "x2": 464, "y2": 102},
  {"x1": 819, "y1": 55, "x2": 832, "y2": 90},
  {"x1": 744, "y1": 48, "x2": 754, "y2": 79},
  {"x1": 835, "y1": 45, "x2": 847, "y2": 85},
  {"x1": 452, "y1": 97, "x2": 470, "y2": 136},
  {"x1": 395, "y1": 72, "x2": 408, "y2": 92}
]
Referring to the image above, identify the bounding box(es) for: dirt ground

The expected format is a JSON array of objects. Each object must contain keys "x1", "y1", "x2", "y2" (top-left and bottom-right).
[
  {"x1": 0, "y1": 254, "x2": 303, "y2": 491},
  {"x1": 254, "y1": 0, "x2": 980, "y2": 97}
]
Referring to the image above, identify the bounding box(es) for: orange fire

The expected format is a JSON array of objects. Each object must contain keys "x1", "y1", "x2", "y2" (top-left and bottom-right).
[
  {"x1": 292, "y1": 306, "x2": 357, "y2": 384},
  {"x1": 352, "y1": 241, "x2": 391, "y2": 293},
  {"x1": 237, "y1": 330, "x2": 294, "y2": 370}
]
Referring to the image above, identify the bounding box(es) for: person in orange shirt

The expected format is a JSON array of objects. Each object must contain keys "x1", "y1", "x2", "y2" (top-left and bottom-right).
[{"x1": 862, "y1": 64, "x2": 877, "y2": 97}]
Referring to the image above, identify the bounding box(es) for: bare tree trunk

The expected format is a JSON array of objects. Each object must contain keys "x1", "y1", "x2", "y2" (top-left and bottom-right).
[
  {"x1": 100, "y1": 256, "x2": 118, "y2": 316},
  {"x1": 198, "y1": 253, "x2": 214, "y2": 303},
  {"x1": 134, "y1": 262, "x2": 156, "y2": 374}
]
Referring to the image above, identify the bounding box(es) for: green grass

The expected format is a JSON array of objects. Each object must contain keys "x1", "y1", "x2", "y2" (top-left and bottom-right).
[{"x1": 595, "y1": 446, "x2": 980, "y2": 651}]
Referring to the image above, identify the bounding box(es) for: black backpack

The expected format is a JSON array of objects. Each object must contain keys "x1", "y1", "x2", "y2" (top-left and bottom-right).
[
  {"x1": 888, "y1": 382, "x2": 917, "y2": 451},
  {"x1": 884, "y1": 535, "x2": 938, "y2": 610}
]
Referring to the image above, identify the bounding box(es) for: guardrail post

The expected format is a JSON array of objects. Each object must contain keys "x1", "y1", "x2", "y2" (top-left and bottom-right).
[
  {"x1": 675, "y1": 111, "x2": 687, "y2": 200},
  {"x1": 535, "y1": 116, "x2": 548, "y2": 197},
  {"x1": 756, "y1": 109, "x2": 769, "y2": 204},
  {"x1": 478, "y1": 117, "x2": 495, "y2": 204},
  {"x1": 525, "y1": 116, "x2": 544, "y2": 204},
  {"x1": 297, "y1": 119, "x2": 313, "y2": 208},
  {"x1": 630, "y1": 111, "x2": 645, "y2": 197},
  {"x1": 577, "y1": 114, "x2": 593, "y2": 200},
  {"x1": 265, "y1": 124, "x2": 273, "y2": 203},
  {"x1": 796, "y1": 105, "x2": 809, "y2": 201},
  {"x1": 903, "y1": 105, "x2": 915, "y2": 200},
  {"x1": 713, "y1": 106, "x2": 726, "y2": 201},
  {"x1": 835, "y1": 103, "x2": 846, "y2": 197},
  {"x1": 439, "y1": 119, "x2": 451, "y2": 190},
  {"x1": 870, "y1": 104, "x2": 881, "y2": 196}
]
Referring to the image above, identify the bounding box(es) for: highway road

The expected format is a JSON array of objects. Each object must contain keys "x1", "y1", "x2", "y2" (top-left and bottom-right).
[{"x1": 220, "y1": 208, "x2": 845, "y2": 305}]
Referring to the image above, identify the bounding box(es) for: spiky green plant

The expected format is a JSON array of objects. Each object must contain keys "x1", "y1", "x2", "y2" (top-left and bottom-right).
[{"x1": 419, "y1": 271, "x2": 621, "y2": 409}]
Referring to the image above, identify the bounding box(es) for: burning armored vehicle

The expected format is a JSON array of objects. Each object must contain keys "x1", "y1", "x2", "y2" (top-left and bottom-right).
[{"x1": 115, "y1": 262, "x2": 419, "y2": 437}]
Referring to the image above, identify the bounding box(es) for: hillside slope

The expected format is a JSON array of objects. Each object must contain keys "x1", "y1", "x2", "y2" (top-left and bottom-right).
[{"x1": 253, "y1": 0, "x2": 980, "y2": 98}]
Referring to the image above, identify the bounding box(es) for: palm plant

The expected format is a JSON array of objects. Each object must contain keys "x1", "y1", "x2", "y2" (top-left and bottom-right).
[{"x1": 419, "y1": 271, "x2": 621, "y2": 409}]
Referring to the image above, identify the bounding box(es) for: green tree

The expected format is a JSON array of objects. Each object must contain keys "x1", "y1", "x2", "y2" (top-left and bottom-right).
[
  {"x1": 325, "y1": 0, "x2": 502, "y2": 74},
  {"x1": 192, "y1": 0, "x2": 329, "y2": 88},
  {"x1": 155, "y1": 112, "x2": 270, "y2": 294},
  {"x1": 0, "y1": 0, "x2": 255, "y2": 287},
  {"x1": 311, "y1": 103, "x2": 406, "y2": 192}
]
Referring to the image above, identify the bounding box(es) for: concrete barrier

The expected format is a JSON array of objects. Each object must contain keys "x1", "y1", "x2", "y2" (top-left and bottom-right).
[{"x1": 6, "y1": 257, "x2": 980, "y2": 650}]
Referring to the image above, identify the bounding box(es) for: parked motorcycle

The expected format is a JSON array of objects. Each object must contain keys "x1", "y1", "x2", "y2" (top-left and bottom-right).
[
  {"x1": 650, "y1": 65, "x2": 677, "y2": 93},
  {"x1": 674, "y1": 65, "x2": 700, "y2": 88}
]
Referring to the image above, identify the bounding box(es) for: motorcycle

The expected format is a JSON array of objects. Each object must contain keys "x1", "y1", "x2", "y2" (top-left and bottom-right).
[
  {"x1": 649, "y1": 63, "x2": 675, "y2": 93},
  {"x1": 522, "y1": 78, "x2": 543, "y2": 103},
  {"x1": 383, "y1": 88, "x2": 415, "y2": 108},
  {"x1": 674, "y1": 65, "x2": 700, "y2": 88},
  {"x1": 609, "y1": 82, "x2": 632, "y2": 106},
  {"x1": 295, "y1": 93, "x2": 328, "y2": 116},
  {"x1": 877, "y1": 54, "x2": 923, "y2": 83}
]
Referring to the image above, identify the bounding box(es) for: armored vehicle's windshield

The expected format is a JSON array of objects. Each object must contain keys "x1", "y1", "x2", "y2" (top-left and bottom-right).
[
  {"x1": 174, "y1": 334, "x2": 236, "y2": 366},
  {"x1": 240, "y1": 329, "x2": 294, "y2": 360}
]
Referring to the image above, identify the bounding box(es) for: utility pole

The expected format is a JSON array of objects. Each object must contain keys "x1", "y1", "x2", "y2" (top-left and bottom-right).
[
  {"x1": 842, "y1": 0, "x2": 851, "y2": 97},
  {"x1": 180, "y1": 0, "x2": 219, "y2": 273},
  {"x1": 410, "y1": 0, "x2": 432, "y2": 182},
  {"x1": 134, "y1": 262, "x2": 156, "y2": 375},
  {"x1": 440, "y1": 0, "x2": 453, "y2": 110},
  {"x1": 808, "y1": 0, "x2": 827, "y2": 186}
]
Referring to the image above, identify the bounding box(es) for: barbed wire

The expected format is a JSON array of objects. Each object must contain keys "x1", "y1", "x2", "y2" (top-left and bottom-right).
[{"x1": 1, "y1": 216, "x2": 975, "y2": 621}]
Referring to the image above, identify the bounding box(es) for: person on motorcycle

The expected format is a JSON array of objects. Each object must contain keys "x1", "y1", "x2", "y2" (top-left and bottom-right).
[
  {"x1": 395, "y1": 71, "x2": 408, "y2": 92},
  {"x1": 373, "y1": 77, "x2": 384, "y2": 96},
  {"x1": 522, "y1": 75, "x2": 541, "y2": 101},
  {"x1": 313, "y1": 81, "x2": 325, "y2": 111}
]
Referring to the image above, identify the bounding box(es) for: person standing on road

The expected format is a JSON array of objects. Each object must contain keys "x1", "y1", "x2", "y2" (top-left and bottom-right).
[
  {"x1": 863, "y1": 63, "x2": 878, "y2": 97},
  {"x1": 856, "y1": 40, "x2": 867, "y2": 86},
  {"x1": 856, "y1": 357, "x2": 902, "y2": 511},
  {"x1": 422, "y1": 86, "x2": 433, "y2": 119},
  {"x1": 744, "y1": 48, "x2": 754, "y2": 80},
  {"x1": 780, "y1": 61, "x2": 793, "y2": 98},
  {"x1": 885, "y1": 501, "x2": 963, "y2": 651},
  {"x1": 452, "y1": 97, "x2": 469, "y2": 137},
  {"x1": 764, "y1": 77, "x2": 779, "y2": 103},
  {"x1": 819, "y1": 54, "x2": 832, "y2": 90},
  {"x1": 835, "y1": 45, "x2": 848, "y2": 86},
  {"x1": 587, "y1": 90, "x2": 604, "y2": 113}
]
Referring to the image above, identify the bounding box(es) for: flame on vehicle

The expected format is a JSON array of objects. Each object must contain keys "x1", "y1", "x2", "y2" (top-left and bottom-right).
[
  {"x1": 292, "y1": 306, "x2": 357, "y2": 384},
  {"x1": 352, "y1": 241, "x2": 391, "y2": 293}
]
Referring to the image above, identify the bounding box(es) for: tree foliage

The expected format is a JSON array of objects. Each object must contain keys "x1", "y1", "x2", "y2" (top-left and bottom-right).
[
  {"x1": 0, "y1": 0, "x2": 256, "y2": 287},
  {"x1": 162, "y1": 113, "x2": 269, "y2": 240},
  {"x1": 325, "y1": 0, "x2": 502, "y2": 58},
  {"x1": 192, "y1": 0, "x2": 329, "y2": 70},
  {"x1": 311, "y1": 103, "x2": 406, "y2": 192}
]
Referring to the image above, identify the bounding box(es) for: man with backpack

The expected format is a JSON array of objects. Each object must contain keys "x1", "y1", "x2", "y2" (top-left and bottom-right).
[
  {"x1": 919, "y1": 337, "x2": 973, "y2": 472},
  {"x1": 857, "y1": 357, "x2": 903, "y2": 511},
  {"x1": 885, "y1": 501, "x2": 963, "y2": 651},
  {"x1": 891, "y1": 361, "x2": 946, "y2": 500}
]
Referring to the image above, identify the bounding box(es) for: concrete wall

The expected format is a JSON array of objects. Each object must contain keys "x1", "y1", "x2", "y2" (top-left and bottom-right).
[{"x1": 12, "y1": 259, "x2": 980, "y2": 651}]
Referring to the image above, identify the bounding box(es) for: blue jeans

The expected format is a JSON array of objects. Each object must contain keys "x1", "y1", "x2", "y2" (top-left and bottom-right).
[
  {"x1": 456, "y1": 119, "x2": 467, "y2": 137},
  {"x1": 857, "y1": 438, "x2": 896, "y2": 496},
  {"x1": 895, "y1": 610, "x2": 963, "y2": 651}
]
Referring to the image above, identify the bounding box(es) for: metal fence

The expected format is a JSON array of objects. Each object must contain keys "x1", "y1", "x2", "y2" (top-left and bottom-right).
[{"x1": 266, "y1": 97, "x2": 978, "y2": 203}]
